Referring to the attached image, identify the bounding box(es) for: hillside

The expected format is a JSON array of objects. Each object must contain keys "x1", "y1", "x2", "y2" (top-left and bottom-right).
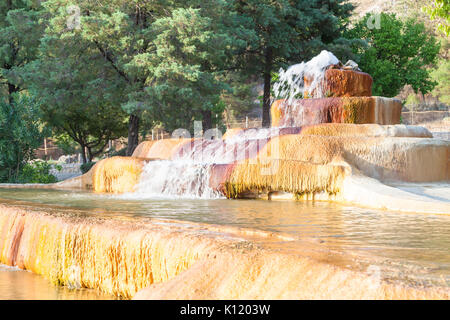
[
  {"x1": 350, "y1": 0, "x2": 441, "y2": 28},
  {"x1": 350, "y1": 0, "x2": 397, "y2": 17}
]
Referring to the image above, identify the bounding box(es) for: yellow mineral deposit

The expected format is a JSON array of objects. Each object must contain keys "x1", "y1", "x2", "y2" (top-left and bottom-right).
[
  {"x1": 92, "y1": 157, "x2": 146, "y2": 193},
  {"x1": 1, "y1": 204, "x2": 449, "y2": 300},
  {"x1": 270, "y1": 97, "x2": 402, "y2": 127},
  {"x1": 133, "y1": 248, "x2": 450, "y2": 300},
  {"x1": 224, "y1": 159, "x2": 347, "y2": 199},
  {"x1": 300, "y1": 123, "x2": 433, "y2": 138},
  {"x1": 0, "y1": 205, "x2": 213, "y2": 298}
]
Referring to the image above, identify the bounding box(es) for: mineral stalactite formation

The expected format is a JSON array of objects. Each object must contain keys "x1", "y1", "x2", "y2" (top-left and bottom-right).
[
  {"x1": 270, "y1": 97, "x2": 402, "y2": 127},
  {"x1": 0, "y1": 205, "x2": 213, "y2": 298}
]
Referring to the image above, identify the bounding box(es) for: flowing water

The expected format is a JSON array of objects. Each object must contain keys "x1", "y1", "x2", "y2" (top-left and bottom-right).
[
  {"x1": 273, "y1": 50, "x2": 340, "y2": 101},
  {"x1": 0, "y1": 188, "x2": 449, "y2": 299},
  {"x1": 132, "y1": 127, "x2": 302, "y2": 198}
]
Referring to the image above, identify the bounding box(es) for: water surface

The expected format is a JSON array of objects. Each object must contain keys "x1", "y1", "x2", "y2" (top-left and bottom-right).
[{"x1": 0, "y1": 264, "x2": 116, "y2": 300}]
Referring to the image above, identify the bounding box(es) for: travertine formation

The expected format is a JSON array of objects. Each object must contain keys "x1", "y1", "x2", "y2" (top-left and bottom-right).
[
  {"x1": 48, "y1": 122, "x2": 449, "y2": 214},
  {"x1": 1, "y1": 204, "x2": 449, "y2": 299},
  {"x1": 271, "y1": 97, "x2": 402, "y2": 127},
  {"x1": 5, "y1": 66, "x2": 445, "y2": 214},
  {"x1": 272, "y1": 68, "x2": 401, "y2": 127},
  {"x1": 56, "y1": 68, "x2": 448, "y2": 213},
  {"x1": 304, "y1": 68, "x2": 373, "y2": 98}
]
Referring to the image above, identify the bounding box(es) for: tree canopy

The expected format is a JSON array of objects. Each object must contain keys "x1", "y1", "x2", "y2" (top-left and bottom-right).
[
  {"x1": 28, "y1": 0, "x2": 254, "y2": 153},
  {"x1": 0, "y1": 94, "x2": 45, "y2": 181},
  {"x1": 141, "y1": 6, "x2": 249, "y2": 132},
  {"x1": 346, "y1": 13, "x2": 440, "y2": 97},
  {"x1": 0, "y1": 0, "x2": 43, "y2": 103}
]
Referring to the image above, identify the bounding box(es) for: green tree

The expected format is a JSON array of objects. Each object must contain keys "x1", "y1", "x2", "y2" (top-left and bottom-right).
[
  {"x1": 17, "y1": 160, "x2": 60, "y2": 184},
  {"x1": 140, "y1": 6, "x2": 247, "y2": 132},
  {"x1": 231, "y1": 0, "x2": 354, "y2": 127},
  {"x1": 0, "y1": 1, "x2": 47, "y2": 182},
  {"x1": 0, "y1": 0, "x2": 44, "y2": 103},
  {"x1": 429, "y1": 36, "x2": 450, "y2": 105},
  {"x1": 22, "y1": 33, "x2": 129, "y2": 163},
  {"x1": 20, "y1": 0, "x2": 141, "y2": 161},
  {"x1": 347, "y1": 13, "x2": 441, "y2": 97},
  {"x1": 39, "y1": 0, "x2": 253, "y2": 143},
  {"x1": 39, "y1": 0, "x2": 236, "y2": 153},
  {"x1": 23, "y1": 58, "x2": 129, "y2": 163},
  {"x1": 423, "y1": 0, "x2": 450, "y2": 36},
  {"x1": 431, "y1": 58, "x2": 450, "y2": 104},
  {"x1": 221, "y1": 73, "x2": 260, "y2": 126},
  {"x1": 35, "y1": 0, "x2": 169, "y2": 155}
]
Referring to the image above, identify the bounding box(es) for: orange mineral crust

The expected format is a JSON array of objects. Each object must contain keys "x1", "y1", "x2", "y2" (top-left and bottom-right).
[
  {"x1": 271, "y1": 97, "x2": 402, "y2": 127},
  {"x1": 304, "y1": 68, "x2": 373, "y2": 98}
]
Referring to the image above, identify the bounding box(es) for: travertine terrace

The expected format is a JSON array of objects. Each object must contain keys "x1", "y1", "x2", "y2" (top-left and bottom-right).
[{"x1": 44, "y1": 62, "x2": 449, "y2": 214}]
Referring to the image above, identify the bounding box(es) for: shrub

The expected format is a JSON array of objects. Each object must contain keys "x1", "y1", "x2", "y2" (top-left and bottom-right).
[{"x1": 17, "y1": 161, "x2": 61, "y2": 184}]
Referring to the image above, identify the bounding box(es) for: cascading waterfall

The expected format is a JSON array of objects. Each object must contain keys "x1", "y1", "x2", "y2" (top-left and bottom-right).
[
  {"x1": 131, "y1": 128, "x2": 288, "y2": 198},
  {"x1": 271, "y1": 51, "x2": 379, "y2": 129},
  {"x1": 273, "y1": 50, "x2": 340, "y2": 102},
  {"x1": 132, "y1": 160, "x2": 222, "y2": 199}
]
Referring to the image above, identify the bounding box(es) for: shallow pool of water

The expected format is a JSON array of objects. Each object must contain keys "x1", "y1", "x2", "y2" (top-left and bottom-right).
[
  {"x1": 0, "y1": 264, "x2": 116, "y2": 300},
  {"x1": 0, "y1": 187, "x2": 449, "y2": 298}
]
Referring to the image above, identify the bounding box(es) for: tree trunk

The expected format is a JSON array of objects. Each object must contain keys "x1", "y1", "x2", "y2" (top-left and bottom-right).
[
  {"x1": 126, "y1": 113, "x2": 140, "y2": 156},
  {"x1": 262, "y1": 47, "x2": 273, "y2": 128},
  {"x1": 87, "y1": 147, "x2": 94, "y2": 163},
  {"x1": 8, "y1": 83, "x2": 18, "y2": 104},
  {"x1": 80, "y1": 145, "x2": 87, "y2": 164},
  {"x1": 201, "y1": 110, "x2": 212, "y2": 131}
]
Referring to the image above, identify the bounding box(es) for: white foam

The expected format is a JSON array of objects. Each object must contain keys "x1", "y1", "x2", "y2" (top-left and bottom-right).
[
  {"x1": 131, "y1": 160, "x2": 223, "y2": 199},
  {"x1": 273, "y1": 50, "x2": 340, "y2": 102}
]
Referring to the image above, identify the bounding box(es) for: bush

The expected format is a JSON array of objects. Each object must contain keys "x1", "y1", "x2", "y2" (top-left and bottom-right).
[
  {"x1": 17, "y1": 160, "x2": 61, "y2": 184},
  {"x1": 0, "y1": 95, "x2": 47, "y2": 182},
  {"x1": 80, "y1": 161, "x2": 97, "y2": 174}
]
